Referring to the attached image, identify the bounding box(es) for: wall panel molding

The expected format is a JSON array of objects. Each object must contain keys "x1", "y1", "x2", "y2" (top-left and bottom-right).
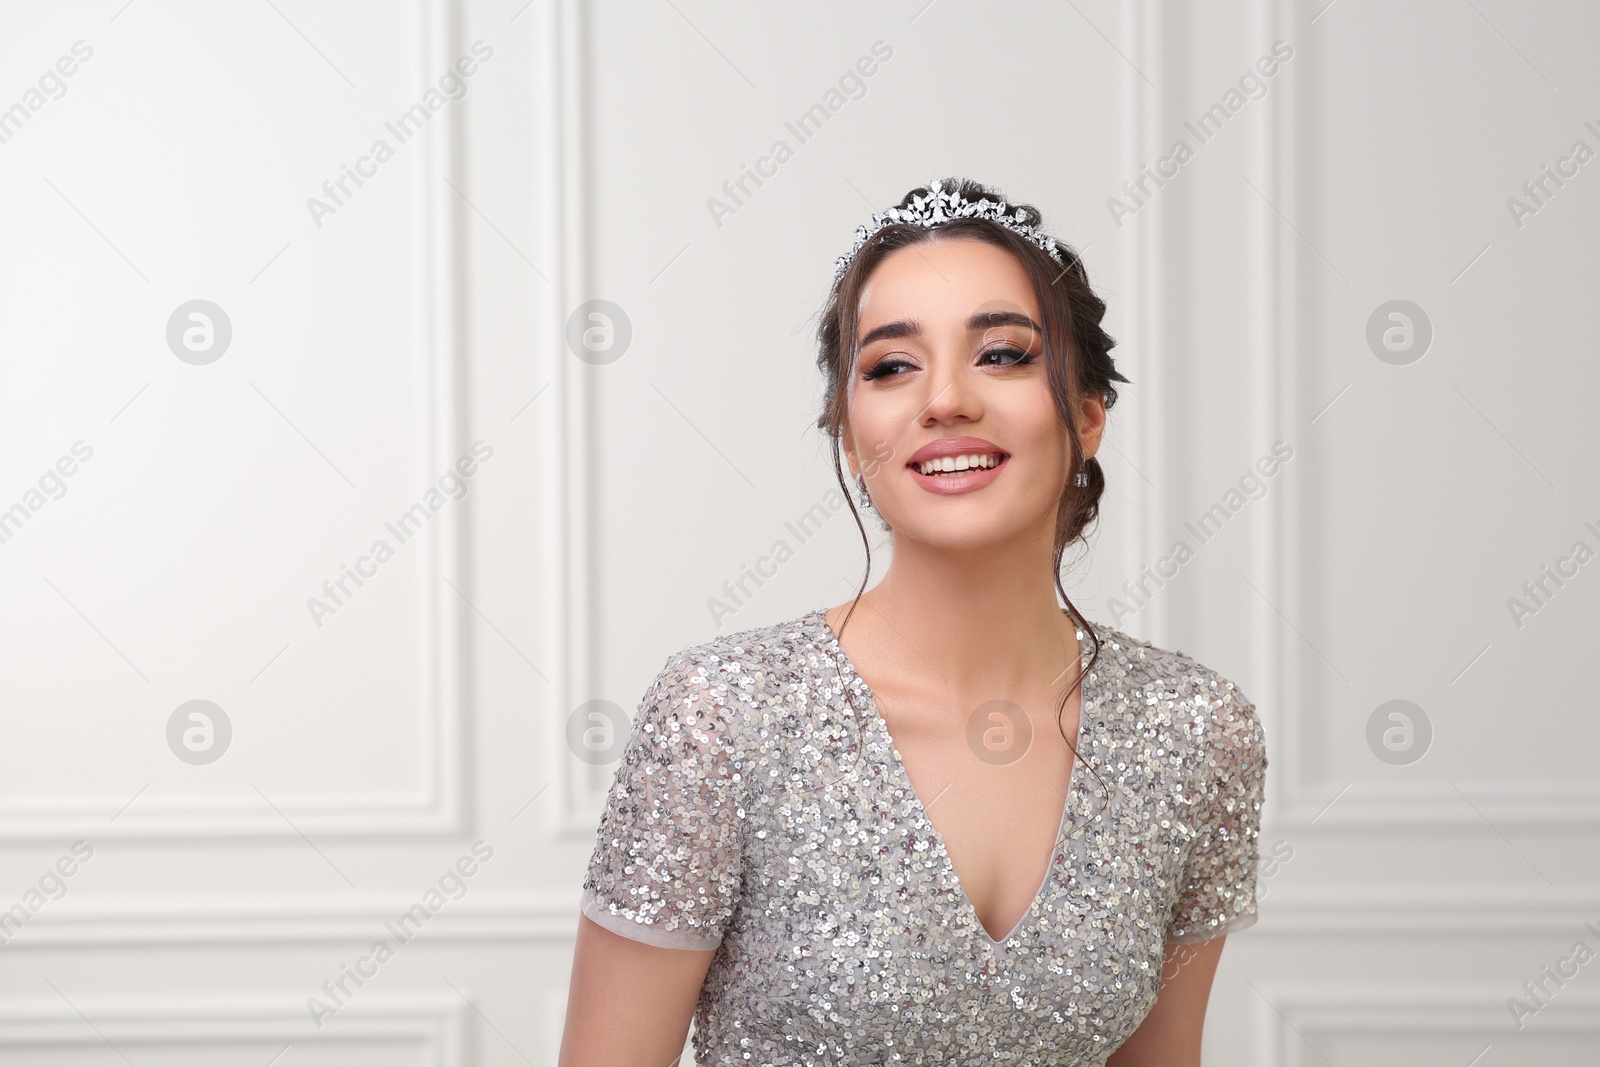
[
  {"x1": 1116, "y1": 0, "x2": 1172, "y2": 641},
  {"x1": 1251, "y1": 985, "x2": 1600, "y2": 1065},
  {"x1": 1258, "y1": 888, "x2": 1600, "y2": 935},
  {"x1": 3, "y1": 894, "x2": 578, "y2": 947},
  {"x1": 527, "y1": 0, "x2": 610, "y2": 841},
  {"x1": 2, "y1": 0, "x2": 468, "y2": 842},
  {"x1": 0, "y1": 994, "x2": 467, "y2": 1063},
  {"x1": 1250, "y1": 0, "x2": 1600, "y2": 831}
]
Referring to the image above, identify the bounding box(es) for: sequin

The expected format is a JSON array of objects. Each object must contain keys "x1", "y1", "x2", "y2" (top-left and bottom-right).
[{"x1": 581, "y1": 607, "x2": 1266, "y2": 1064}]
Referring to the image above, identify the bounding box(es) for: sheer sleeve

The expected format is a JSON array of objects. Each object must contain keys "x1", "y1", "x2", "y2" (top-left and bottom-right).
[
  {"x1": 1166, "y1": 681, "x2": 1267, "y2": 944},
  {"x1": 580, "y1": 649, "x2": 747, "y2": 950}
]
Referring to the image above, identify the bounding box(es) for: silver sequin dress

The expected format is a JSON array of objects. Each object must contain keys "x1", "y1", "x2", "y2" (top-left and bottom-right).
[{"x1": 581, "y1": 607, "x2": 1267, "y2": 1065}]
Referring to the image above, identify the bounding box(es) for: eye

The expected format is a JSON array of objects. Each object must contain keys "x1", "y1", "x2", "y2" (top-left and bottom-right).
[
  {"x1": 862, "y1": 356, "x2": 915, "y2": 381},
  {"x1": 980, "y1": 346, "x2": 1037, "y2": 368}
]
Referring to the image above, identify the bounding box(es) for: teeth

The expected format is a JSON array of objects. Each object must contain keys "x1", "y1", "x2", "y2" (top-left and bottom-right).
[{"x1": 916, "y1": 453, "x2": 1002, "y2": 475}]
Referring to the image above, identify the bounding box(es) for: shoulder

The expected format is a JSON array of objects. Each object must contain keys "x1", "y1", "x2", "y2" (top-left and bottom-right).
[
  {"x1": 657, "y1": 610, "x2": 821, "y2": 690},
  {"x1": 639, "y1": 610, "x2": 824, "y2": 738},
  {"x1": 1081, "y1": 619, "x2": 1265, "y2": 769},
  {"x1": 680, "y1": 611, "x2": 820, "y2": 665}
]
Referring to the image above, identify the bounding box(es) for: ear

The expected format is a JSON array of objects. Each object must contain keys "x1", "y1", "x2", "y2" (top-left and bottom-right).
[
  {"x1": 841, "y1": 422, "x2": 860, "y2": 480},
  {"x1": 1077, "y1": 392, "x2": 1108, "y2": 460}
]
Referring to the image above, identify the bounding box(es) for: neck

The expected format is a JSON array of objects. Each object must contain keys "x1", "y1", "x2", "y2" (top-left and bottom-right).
[{"x1": 849, "y1": 531, "x2": 1082, "y2": 698}]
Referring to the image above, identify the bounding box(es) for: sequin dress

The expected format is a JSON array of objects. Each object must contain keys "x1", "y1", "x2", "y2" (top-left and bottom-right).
[{"x1": 580, "y1": 607, "x2": 1267, "y2": 1065}]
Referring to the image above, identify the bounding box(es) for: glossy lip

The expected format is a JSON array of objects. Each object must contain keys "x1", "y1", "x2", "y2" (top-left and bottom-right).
[
  {"x1": 906, "y1": 435, "x2": 1010, "y2": 495},
  {"x1": 906, "y1": 435, "x2": 1008, "y2": 467}
]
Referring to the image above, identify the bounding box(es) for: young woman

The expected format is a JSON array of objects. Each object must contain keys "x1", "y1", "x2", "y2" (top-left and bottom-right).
[{"x1": 561, "y1": 178, "x2": 1267, "y2": 1066}]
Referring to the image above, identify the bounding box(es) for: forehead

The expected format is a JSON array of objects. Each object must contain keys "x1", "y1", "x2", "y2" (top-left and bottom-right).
[{"x1": 857, "y1": 236, "x2": 1039, "y2": 327}]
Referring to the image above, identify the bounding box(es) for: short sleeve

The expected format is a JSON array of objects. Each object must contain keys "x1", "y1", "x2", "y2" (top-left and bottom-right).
[
  {"x1": 1166, "y1": 682, "x2": 1267, "y2": 944},
  {"x1": 580, "y1": 649, "x2": 747, "y2": 950}
]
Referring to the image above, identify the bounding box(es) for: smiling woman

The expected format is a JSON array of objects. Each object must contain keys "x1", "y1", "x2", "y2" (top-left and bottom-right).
[{"x1": 561, "y1": 178, "x2": 1267, "y2": 1066}]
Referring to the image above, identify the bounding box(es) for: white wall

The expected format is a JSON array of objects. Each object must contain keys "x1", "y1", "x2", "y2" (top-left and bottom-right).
[{"x1": 1, "y1": 0, "x2": 1596, "y2": 1063}]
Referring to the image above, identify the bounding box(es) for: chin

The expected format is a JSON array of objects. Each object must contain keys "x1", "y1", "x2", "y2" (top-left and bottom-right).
[{"x1": 889, "y1": 508, "x2": 1034, "y2": 551}]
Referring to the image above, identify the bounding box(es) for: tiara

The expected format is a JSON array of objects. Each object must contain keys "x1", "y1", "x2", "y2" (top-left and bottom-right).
[{"x1": 832, "y1": 176, "x2": 1066, "y2": 284}]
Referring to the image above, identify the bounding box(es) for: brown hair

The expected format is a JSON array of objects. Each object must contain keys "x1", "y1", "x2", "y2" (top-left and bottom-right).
[{"x1": 814, "y1": 178, "x2": 1131, "y2": 828}]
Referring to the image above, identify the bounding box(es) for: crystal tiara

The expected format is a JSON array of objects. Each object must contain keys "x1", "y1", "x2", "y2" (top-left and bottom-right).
[{"x1": 832, "y1": 176, "x2": 1067, "y2": 284}]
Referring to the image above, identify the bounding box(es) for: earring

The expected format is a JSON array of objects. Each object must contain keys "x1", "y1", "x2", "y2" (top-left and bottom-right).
[
  {"x1": 1073, "y1": 471, "x2": 1089, "y2": 488},
  {"x1": 855, "y1": 472, "x2": 872, "y2": 508}
]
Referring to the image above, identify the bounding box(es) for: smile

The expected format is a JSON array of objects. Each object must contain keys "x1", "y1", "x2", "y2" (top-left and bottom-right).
[
  {"x1": 913, "y1": 452, "x2": 1005, "y2": 476},
  {"x1": 906, "y1": 451, "x2": 1010, "y2": 495}
]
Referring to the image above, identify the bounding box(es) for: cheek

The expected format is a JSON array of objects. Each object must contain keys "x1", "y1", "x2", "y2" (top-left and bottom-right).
[
  {"x1": 1005, "y1": 398, "x2": 1073, "y2": 478},
  {"x1": 848, "y1": 395, "x2": 904, "y2": 459}
]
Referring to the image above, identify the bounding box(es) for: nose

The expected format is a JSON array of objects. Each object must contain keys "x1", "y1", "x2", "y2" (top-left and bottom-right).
[{"x1": 917, "y1": 348, "x2": 980, "y2": 426}]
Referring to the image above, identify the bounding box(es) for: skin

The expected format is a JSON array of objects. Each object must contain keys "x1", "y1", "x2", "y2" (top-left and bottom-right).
[
  {"x1": 560, "y1": 237, "x2": 1224, "y2": 1065},
  {"x1": 560, "y1": 918, "x2": 713, "y2": 1065}
]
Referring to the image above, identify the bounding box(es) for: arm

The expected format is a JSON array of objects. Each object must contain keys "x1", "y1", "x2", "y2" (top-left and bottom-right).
[
  {"x1": 1112, "y1": 678, "x2": 1265, "y2": 1063},
  {"x1": 559, "y1": 914, "x2": 714, "y2": 1067},
  {"x1": 1104, "y1": 935, "x2": 1225, "y2": 1067},
  {"x1": 561, "y1": 648, "x2": 748, "y2": 1065}
]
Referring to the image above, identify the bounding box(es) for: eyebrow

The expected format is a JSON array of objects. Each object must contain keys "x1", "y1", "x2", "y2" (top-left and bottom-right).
[{"x1": 858, "y1": 310, "x2": 1043, "y2": 348}]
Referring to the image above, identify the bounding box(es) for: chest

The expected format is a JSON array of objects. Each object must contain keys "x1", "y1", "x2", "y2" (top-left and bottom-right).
[
  {"x1": 696, "y1": 629, "x2": 1217, "y2": 1061},
  {"x1": 879, "y1": 696, "x2": 1079, "y2": 942},
  {"x1": 724, "y1": 722, "x2": 1192, "y2": 1062}
]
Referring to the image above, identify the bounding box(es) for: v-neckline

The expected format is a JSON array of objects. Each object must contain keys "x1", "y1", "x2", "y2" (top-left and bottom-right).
[{"x1": 809, "y1": 606, "x2": 1095, "y2": 947}]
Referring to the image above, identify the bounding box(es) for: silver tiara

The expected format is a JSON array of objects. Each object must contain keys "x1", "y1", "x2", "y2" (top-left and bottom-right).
[{"x1": 832, "y1": 176, "x2": 1066, "y2": 284}]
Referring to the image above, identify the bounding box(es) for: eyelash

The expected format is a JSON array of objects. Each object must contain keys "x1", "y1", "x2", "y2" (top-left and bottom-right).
[{"x1": 862, "y1": 347, "x2": 1037, "y2": 381}]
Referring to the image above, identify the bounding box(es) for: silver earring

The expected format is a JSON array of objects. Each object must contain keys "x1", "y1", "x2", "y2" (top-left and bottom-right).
[
  {"x1": 1073, "y1": 471, "x2": 1088, "y2": 488},
  {"x1": 855, "y1": 472, "x2": 871, "y2": 508}
]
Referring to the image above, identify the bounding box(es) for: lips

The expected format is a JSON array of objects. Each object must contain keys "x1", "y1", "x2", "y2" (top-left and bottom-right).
[
  {"x1": 906, "y1": 436, "x2": 1009, "y2": 469},
  {"x1": 905, "y1": 436, "x2": 1010, "y2": 495}
]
